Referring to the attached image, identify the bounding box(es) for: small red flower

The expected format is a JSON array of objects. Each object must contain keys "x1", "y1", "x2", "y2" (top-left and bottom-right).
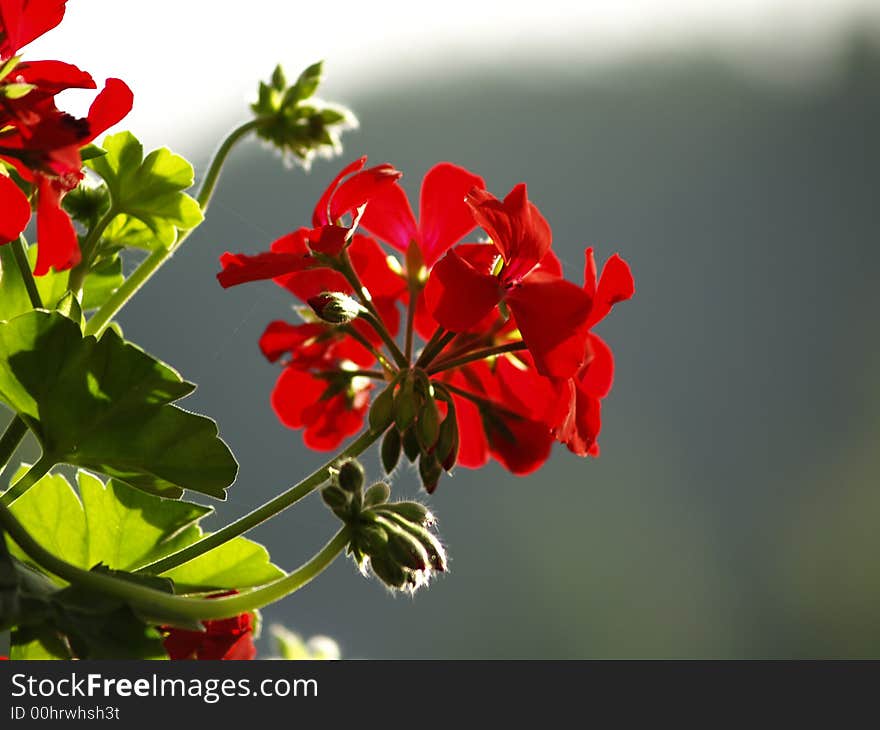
[
  {"x1": 0, "y1": 0, "x2": 67, "y2": 59},
  {"x1": 425, "y1": 184, "x2": 594, "y2": 378},
  {"x1": 162, "y1": 592, "x2": 256, "y2": 661}
]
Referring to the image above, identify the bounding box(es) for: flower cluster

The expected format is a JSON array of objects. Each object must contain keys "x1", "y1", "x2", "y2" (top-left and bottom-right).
[
  {"x1": 0, "y1": 0, "x2": 131, "y2": 274},
  {"x1": 219, "y1": 157, "x2": 634, "y2": 486}
]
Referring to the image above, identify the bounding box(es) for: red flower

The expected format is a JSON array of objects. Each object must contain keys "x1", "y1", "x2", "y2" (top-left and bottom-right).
[
  {"x1": 424, "y1": 184, "x2": 594, "y2": 378},
  {"x1": 359, "y1": 161, "x2": 484, "y2": 267},
  {"x1": 162, "y1": 592, "x2": 256, "y2": 660},
  {"x1": 0, "y1": 172, "x2": 30, "y2": 242},
  {"x1": 0, "y1": 0, "x2": 67, "y2": 59},
  {"x1": 1, "y1": 2, "x2": 133, "y2": 274}
]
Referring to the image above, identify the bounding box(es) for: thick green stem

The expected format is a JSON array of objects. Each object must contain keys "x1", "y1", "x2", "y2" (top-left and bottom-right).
[
  {"x1": 0, "y1": 416, "x2": 28, "y2": 473},
  {"x1": 0, "y1": 495, "x2": 349, "y2": 621},
  {"x1": 0, "y1": 455, "x2": 53, "y2": 505},
  {"x1": 10, "y1": 235, "x2": 42, "y2": 309},
  {"x1": 427, "y1": 341, "x2": 526, "y2": 375},
  {"x1": 404, "y1": 280, "x2": 418, "y2": 362},
  {"x1": 137, "y1": 428, "x2": 382, "y2": 575},
  {"x1": 84, "y1": 120, "x2": 260, "y2": 337},
  {"x1": 67, "y1": 207, "x2": 117, "y2": 294}
]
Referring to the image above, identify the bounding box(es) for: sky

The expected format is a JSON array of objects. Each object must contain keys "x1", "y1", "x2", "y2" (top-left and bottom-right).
[{"x1": 25, "y1": 0, "x2": 880, "y2": 148}]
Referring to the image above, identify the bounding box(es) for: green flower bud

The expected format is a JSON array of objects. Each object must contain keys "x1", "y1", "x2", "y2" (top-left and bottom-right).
[
  {"x1": 435, "y1": 411, "x2": 460, "y2": 472},
  {"x1": 307, "y1": 292, "x2": 361, "y2": 324},
  {"x1": 402, "y1": 427, "x2": 421, "y2": 463},
  {"x1": 384, "y1": 528, "x2": 429, "y2": 572},
  {"x1": 416, "y1": 395, "x2": 440, "y2": 449},
  {"x1": 380, "y1": 428, "x2": 401, "y2": 474},
  {"x1": 381, "y1": 511, "x2": 447, "y2": 573},
  {"x1": 369, "y1": 554, "x2": 407, "y2": 590},
  {"x1": 354, "y1": 523, "x2": 388, "y2": 555},
  {"x1": 418, "y1": 452, "x2": 443, "y2": 494},
  {"x1": 369, "y1": 381, "x2": 396, "y2": 433},
  {"x1": 363, "y1": 482, "x2": 391, "y2": 508},
  {"x1": 393, "y1": 371, "x2": 417, "y2": 431},
  {"x1": 336, "y1": 459, "x2": 365, "y2": 493},
  {"x1": 320, "y1": 485, "x2": 350, "y2": 520},
  {"x1": 375, "y1": 501, "x2": 433, "y2": 527}
]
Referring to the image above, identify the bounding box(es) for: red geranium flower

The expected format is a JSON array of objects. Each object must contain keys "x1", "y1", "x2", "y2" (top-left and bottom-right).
[
  {"x1": 162, "y1": 592, "x2": 256, "y2": 661},
  {"x1": 0, "y1": 0, "x2": 67, "y2": 59},
  {"x1": 424, "y1": 184, "x2": 594, "y2": 378}
]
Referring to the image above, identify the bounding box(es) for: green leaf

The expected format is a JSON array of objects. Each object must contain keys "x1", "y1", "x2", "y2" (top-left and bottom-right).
[
  {"x1": 163, "y1": 536, "x2": 283, "y2": 590},
  {"x1": 0, "y1": 310, "x2": 237, "y2": 499},
  {"x1": 6, "y1": 469, "x2": 282, "y2": 591},
  {"x1": 87, "y1": 131, "x2": 203, "y2": 250},
  {"x1": 0, "y1": 243, "x2": 124, "y2": 319}
]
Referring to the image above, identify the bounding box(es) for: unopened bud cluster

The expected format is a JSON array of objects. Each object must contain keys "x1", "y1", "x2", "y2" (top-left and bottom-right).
[
  {"x1": 321, "y1": 459, "x2": 446, "y2": 592},
  {"x1": 251, "y1": 62, "x2": 357, "y2": 167},
  {"x1": 368, "y1": 369, "x2": 459, "y2": 493}
]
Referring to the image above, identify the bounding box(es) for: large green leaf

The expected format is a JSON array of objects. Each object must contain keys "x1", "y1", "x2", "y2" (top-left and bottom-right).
[
  {"x1": 86, "y1": 131, "x2": 203, "y2": 250},
  {"x1": 6, "y1": 470, "x2": 283, "y2": 590},
  {"x1": 0, "y1": 244, "x2": 123, "y2": 319},
  {"x1": 0, "y1": 310, "x2": 237, "y2": 499}
]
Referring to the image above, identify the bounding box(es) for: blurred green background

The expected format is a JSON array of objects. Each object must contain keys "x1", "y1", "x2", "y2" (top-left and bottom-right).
[{"x1": 14, "y1": 20, "x2": 880, "y2": 658}]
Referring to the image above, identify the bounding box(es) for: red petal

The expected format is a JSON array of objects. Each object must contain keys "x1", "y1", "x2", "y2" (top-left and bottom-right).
[
  {"x1": 82, "y1": 78, "x2": 133, "y2": 143},
  {"x1": 485, "y1": 412, "x2": 553, "y2": 475},
  {"x1": 0, "y1": 175, "x2": 31, "y2": 243},
  {"x1": 271, "y1": 368, "x2": 326, "y2": 430},
  {"x1": 450, "y1": 388, "x2": 489, "y2": 469},
  {"x1": 307, "y1": 224, "x2": 348, "y2": 256},
  {"x1": 358, "y1": 181, "x2": 417, "y2": 253},
  {"x1": 329, "y1": 164, "x2": 401, "y2": 223},
  {"x1": 506, "y1": 272, "x2": 592, "y2": 378},
  {"x1": 33, "y1": 175, "x2": 79, "y2": 275},
  {"x1": 557, "y1": 386, "x2": 602, "y2": 457},
  {"x1": 14, "y1": 59, "x2": 95, "y2": 94},
  {"x1": 269, "y1": 228, "x2": 350, "y2": 300},
  {"x1": 0, "y1": 0, "x2": 66, "y2": 56},
  {"x1": 312, "y1": 157, "x2": 366, "y2": 227},
  {"x1": 217, "y1": 250, "x2": 315, "y2": 288},
  {"x1": 586, "y1": 252, "x2": 634, "y2": 327},
  {"x1": 348, "y1": 234, "x2": 406, "y2": 300},
  {"x1": 465, "y1": 183, "x2": 551, "y2": 283},
  {"x1": 258, "y1": 321, "x2": 323, "y2": 363},
  {"x1": 418, "y1": 162, "x2": 484, "y2": 266},
  {"x1": 580, "y1": 333, "x2": 614, "y2": 398},
  {"x1": 424, "y1": 248, "x2": 501, "y2": 332}
]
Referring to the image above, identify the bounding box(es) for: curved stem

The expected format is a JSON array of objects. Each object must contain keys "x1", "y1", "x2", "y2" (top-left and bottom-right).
[
  {"x1": 416, "y1": 329, "x2": 456, "y2": 369},
  {"x1": 0, "y1": 495, "x2": 349, "y2": 621},
  {"x1": 0, "y1": 416, "x2": 28, "y2": 473},
  {"x1": 441, "y1": 382, "x2": 523, "y2": 419},
  {"x1": 427, "y1": 341, "x2": 526, "y2": 375},
  {"x1": 357, "y1": 309, "x2": 408, "y2": 369},
  {"x1": 10, "y1": 235, "x2": 42, "y2": 309},
  {"x1": 137, "y1": 428, "x2": 382, "y2": 575},
  {"x1": 84, "y1": 120, "x2": 260, "y2": 337},
  {"x1": 196, "y1": 119, "x2": 260, "y2": 211},
  {"x1": 340, "y1": 325, "x2": 394, "y2": 372},
  {"x1": 0, "y1": 454, "x2": 53, "y2": 505}
]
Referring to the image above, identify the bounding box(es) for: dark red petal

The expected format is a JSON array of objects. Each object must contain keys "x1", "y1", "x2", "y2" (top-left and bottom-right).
[
  {"x1": 580, "y1": 333, "x2": 614, "y2": 398},
  {"x1": 418, "y1": 162, "x2": 485, "y2": 266},
  {"x1": 465, "y1": 183, "x2": 552, "y2": 283},
  {"x1": 312, "y1": 157, "x2": 366, "y2": 227},
  {"x1": 0, "y1": 174, "x2": 31, "y2": 243},
  {"x1": 329, "y1": 164, "x2": 402, "y2": 223},
  {"x1": 82, "y1": 78, "x2": 133, "y2": 143},
  {"x1": 258, "y1": 321, "x2": 319, "y2": 363},
  {"x1": 14, "y1": 59, "x2": 95, "y2": 94},
  {"x1": 33, "y1": 175, "x2": 79, "y2": 275},
  {"x1": 557, "y1": 386, "x2": 602, "y2": 457},
  {"x1": 507, "y1": 273, "x2": 592, "y2": 378},
  {"x1": 0, "y1": 0, "x2": 66, "y2": 56},
  {"x1": 449, "y1": 388, "x2": 489, "y2": 469},
  {"x1": 424, "y1": 248, "x2": 501, "y2": 332},
  {"x1": 301, "y1": 387, "x2": 371, "y2": 451},
  {"x1": 307, "y1": 224, "x2": 348, "y2": 256},
  {"x1": 358, "y1": 182, "x2": 417, "y2": 253},
  {"x1": 348, "y1": 234, "x2": 406, "y2": 300},
  {"x1": 586, "y1": 253, "x2": 634, "y2": 327},
  {"x1": 217, "y1": 250, "x2": 315, "y2": 288}
]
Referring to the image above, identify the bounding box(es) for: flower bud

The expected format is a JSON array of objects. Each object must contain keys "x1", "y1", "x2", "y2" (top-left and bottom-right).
[
  {"x1": 369, "y1": 381, "x2": 396, "y2": 432},
  {"x1": 393, "y1": 371, "x2": 417, "y2": 431},
  {"x1": 369, "y1": 554, "x2": 407, "y2": 590},
  {"x1": 381, "y1": 511, "x2": 447, "y2": 573},
  {"x1": 435, "y1": 412, "x2": 460, "y2": 472},
  {"x1": 354, "y1": 523, "x2": 388, "y2": 556},
  {"x1": 402, "y1": 427, "x2": 421, "y2": 463},
  {"x1": 380, "y1": 428, "x2": 401, "y2": 474},
  {"x1": 416, "y1": 395, "x2": 440, "y2": 449},
  {"x1": 320, "y1": 485, "x2": 350, "y2": 520},
  {"x1": 336, "y1": 459, "x2": 365, "y2": 493},
  {"x1": 363, "y1": 481, "x2": 391, "y2": 508},
  {"x1": 307, "y1": 292, "x2": 361, "y2": 324},
  {"x1": 418, "y1": 452, "x2": 443, "y2": 494},
  {"x1": 375, "y1": 501, "x2": 432, "y2": 527}
]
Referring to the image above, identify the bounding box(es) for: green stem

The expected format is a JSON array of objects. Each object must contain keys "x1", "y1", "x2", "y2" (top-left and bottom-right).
[
  {"x1": 84, "y1": 120, "x2": 260, "y2": 338},
  {"x1": 340, "y1": 325, "x2": 394, "y2": 372},
  {"x1": 427, "y1": 341, "x2": 526, "y2": 375},
  {"x1": 0, "y1": 495, "x2": 349, "y2": 621},
  {"x1": 441, "y1": 382, "x2": 523, "y2": 419},
  {"x1": 0, "y1": 455, "x2": 53, "y2": 505},
  {"x1": 337, "y1": 253, "x2": 408, "y2": 368},
  {"x1": 137, "y1": 428, "x2": 382, "y2": 575},
  {"x1": 0, "y1": 416, "x2": 28, "y2": 473},
  {"x1": 342, "y1": 370, "x2": 387, "y2": 380},
  {"x1": 68, "y1": 207, "x2": 117, "y2": 294},
  {"x1": 416, "y1": 329, "x2": 456, "y2": 369},
  {"x1": 10, "y1": 235, "x2": 43, "y2": 309},
  {"x1": 404, "y1": 280, "x2": 418, "y2": 362},
  {"x1": 196, "y1": 119, "x2": 260, "y2": 211}
]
